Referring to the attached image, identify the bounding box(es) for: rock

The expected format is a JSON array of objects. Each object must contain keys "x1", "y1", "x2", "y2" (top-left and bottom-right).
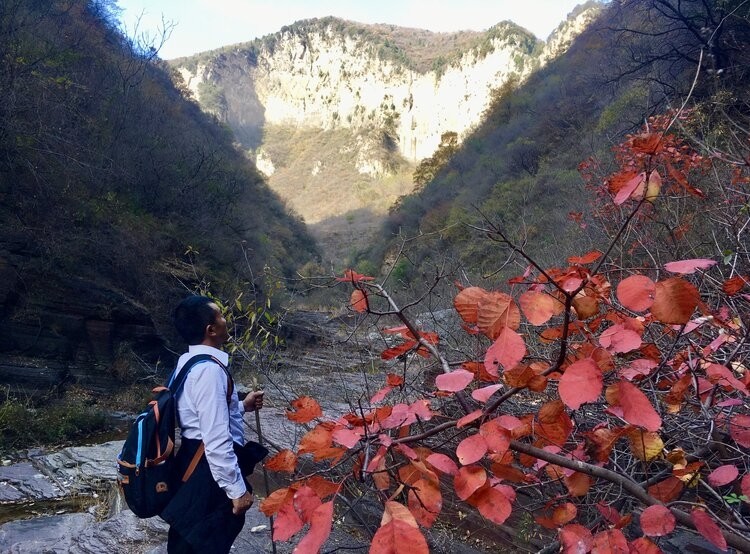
[
  {"x1": 0, "y1": 511, "x2": 168, "y2": 553},
  {"x1": 0, "y1": 268, "x2": 167, "y2": 395}
]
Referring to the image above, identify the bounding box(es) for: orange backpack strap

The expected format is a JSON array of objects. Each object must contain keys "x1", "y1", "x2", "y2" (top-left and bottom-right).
[{"x1": 182, "y1": 442, "x2": 206, "y2": 482}]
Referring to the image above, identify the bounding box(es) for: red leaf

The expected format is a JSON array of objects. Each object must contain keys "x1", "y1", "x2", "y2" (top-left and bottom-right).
[
  {"x1": 706, "y1": 363, "x2": 749, "y2": 395},
  {"x1": 332, "y1": 427, "x2": 361, "y2": 449},
  {"x1": 381, "y1": 340, "x2": 418, "y2": 360},
  {"x1": 294, "y1": 501, "x2": 334, "y2": 552},
  {"x1": 599, "y1": 324, "x2": 642, "y2": 354},
  {"x1": 304, "y1": 476, "x2": 339, "y2": 500},
  {"x1": 456, "y1": 434, "x2": 488, "y2": 465},
  {"x1": 568, "y1": 250, "x2": 603, "y2": 265},
  {"x1": 471, "y1": 485, "x2": 512, "y2": 525},
  {"x1": 640, "y1": 505, "x2": 675, "y2": 537},
  {"x1": 408, "y1": 478, "x2": 442, "y2": 528},
  {"x1": 629, "y1": 537, "x2": 663, "y2": 554},
  {"x1": 592, "y1": 529, "x2": 628, "y2": 554},
  {"x1": 350, "y1": 289, "x2": 368, "y2": 312},
  {"x1": 454, "y1": 465, "x2": 487, "y2": 500},
  {"x1": 426, "y1": 453, "x2": 459, "y2": 476},
  {"x1": 456, "y1": 409, "x2": 484, "y2": 428},
  {"x1": 651, "y1": 277, "x2": 700, "y2": 325},
  {"x1": 691, "y1": 509, "x2": 727, "y2": 551},
  {"x1": 383, "y1": 325, "x2": 412, "y2": 337},
  {"x1": 595, "y1": 502, "x2": 622, "y2": 525},
  {"x1": 519, "y1": 290, "x2": 560, "y2": 325},
  {"x1": 336, "y1": 269, "x2": 374, "y2": 282},
  {"x1": 619, "y1": 359, "x2": 658, "y2": 381},
  {"x1": 553, "y1": 503, "x2": 578, "y2": 526},
  {"x1": 472, "y1": 384, "x2": 504, "y2": 403},
  {"x1": 479, "y1": 418, "x2": 511, "y2": 454},
  {"x1": 293, "y1": 486, "x2": 322, "y2": 523},
  {"x1": 273, "y1": 499, "x2": 305, "y2": 541},
  {"x1": 477, "y1": 291, "x2": 522, "y2": 337},
  {"x1": 286, "y1": 396, "x2": 323, "y2": 423},
  {"x1": 632, "y1": 133, "x2": 662, "y2": 155},
  {"x1": 265, "y1": 449, "x2": 297, "y2": 473},
  {"x1": 298, "y1": 424, "x2": 333, "y2": 454},
  {"x1": 559, "y1": 524, "x2": 593, "y2": 554},
  {"x1": 453, "y1": 287, "x2": 488, "y2": 325},
  {"x1": 648, "y1": 477, "x2": 684, "y2": 503},
  {"x1": 730, "y1": 414, "x2": 750, "y2": 447},
  {"x1": 708, "y1": 464, "x2": 739, "y2": 487},
  {"x1": 435, "y1": 369, "x2": 475, "y2": 392},
  {"x1": 722, "y1": 275, "x2": 747, "y2": 295},
  {"x1": 666, "y1": 161, "x2": 704, "y2": 197},
  {"x1": 370, "y1": 385, "x2": 393, "y2": 404},
  {"x1": 617, "y1": 275, "x2": 656, "y2": 312},
  {"x1": 260, "y1": 487, "x2": 294, "y2": 517},
  {"x1": 484, "y1": 327, "x2": 526, "y2": 376},
  {"x1": 617, "y1": 380, "x2": 662, "y2": 431},
  {"x1": 741, "y1": 474, "x2": 750, "y2": 499},
  {"x1": 386, "y1": 373, "x2": 404, "y2": 386},
  {"x1": 614, "y1": 172, "x2": 645, "y2": 205},
  {"x1": 559, "y1": 359, "x2": 603, "y2": 410},
  {"x1": 565, "y1": 472, "x2": 592, "y2": 497},
  {"x1": 381, "y1": 500, "x2": 418, "y2": 527},
  {"x1": 370, "y1": 520, "x2": 429, "y2": 554},
  {"x1": 664, "y1": 258, "x2": 717, "y2": 275}
]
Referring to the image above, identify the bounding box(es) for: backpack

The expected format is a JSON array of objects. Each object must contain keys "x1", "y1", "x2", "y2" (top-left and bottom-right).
[{"x1": 116, "y1": 354, "x2": 225, "y2": 518}]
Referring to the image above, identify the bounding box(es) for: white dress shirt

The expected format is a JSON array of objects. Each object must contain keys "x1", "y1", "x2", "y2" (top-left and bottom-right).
[{"x1": 173, "y1": 345, "x2": 247, "y2": 499}]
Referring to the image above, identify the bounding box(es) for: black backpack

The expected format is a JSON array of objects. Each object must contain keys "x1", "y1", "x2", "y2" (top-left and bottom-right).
[{"x1": 116, "y1": 354, "x2": 223, "y2": 518}]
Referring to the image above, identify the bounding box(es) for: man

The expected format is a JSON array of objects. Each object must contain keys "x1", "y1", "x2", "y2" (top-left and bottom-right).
[{"x1": 161, "y1": 295, "x2": 266, "y2": 553}]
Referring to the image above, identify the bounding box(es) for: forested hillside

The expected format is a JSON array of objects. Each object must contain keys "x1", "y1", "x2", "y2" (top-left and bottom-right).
[
  {"x1": 0, "y1": 0, "x2": 317, "y2": 390},
  {"x1": 370, "y1": 0, "x2": 750, "y2": 287}
]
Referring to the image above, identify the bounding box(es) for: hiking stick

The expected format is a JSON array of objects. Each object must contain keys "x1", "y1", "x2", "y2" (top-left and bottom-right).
[{"x1": 253, "y1": 377, "x2": 277, "y2": 554}]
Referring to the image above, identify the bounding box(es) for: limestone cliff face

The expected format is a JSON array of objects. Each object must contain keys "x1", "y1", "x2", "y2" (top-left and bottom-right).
[
  {"x1": 541, "y1": 2, "x2": 603, "y2": 62},
  {"x1": 173, "y1": 7, "x2": 600, "y2": 258},
  {"x1": 179, "y1": 21, "x2": 541, "y2": 165}
]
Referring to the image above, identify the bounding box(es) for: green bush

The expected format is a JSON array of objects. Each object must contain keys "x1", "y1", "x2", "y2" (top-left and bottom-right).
[{"x1": 0, "y1": 389, "x2": 112, "y2": 454}]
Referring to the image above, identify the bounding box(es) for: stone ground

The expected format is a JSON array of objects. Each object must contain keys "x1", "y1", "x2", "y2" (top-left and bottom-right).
[
  {"x1": 0, "y1": 311, "x2": 732, "y2": 553},
  {"x1": 0, "y1": 311, "x2": 488, "y2": 553}
]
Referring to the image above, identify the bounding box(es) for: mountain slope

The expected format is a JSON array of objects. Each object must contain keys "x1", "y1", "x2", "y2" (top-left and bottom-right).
[
  {"x1": 367, "y1": 0, "x2": 750, "y2": 285},
  {"x1": 0, "y1": 0, "x2": 318, "y2": 391},
  {"x1": 171, "y1": 5, "x2": 602, "y2": 263}
]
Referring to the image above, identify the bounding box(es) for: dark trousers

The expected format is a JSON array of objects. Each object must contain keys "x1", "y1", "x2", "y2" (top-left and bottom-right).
[{"x1": 161, "y1": 438, "x2": 245, "y2": 554}]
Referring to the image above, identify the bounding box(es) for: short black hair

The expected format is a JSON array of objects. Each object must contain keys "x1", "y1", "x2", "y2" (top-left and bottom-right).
[{"x1": 173, "y1": 295, "x2": 218, "y2": 345}]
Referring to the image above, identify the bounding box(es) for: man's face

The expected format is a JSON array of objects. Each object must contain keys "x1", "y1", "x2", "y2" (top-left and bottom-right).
[{"x1": 207, "y1": 303, "x2": 230, "y2": 346}]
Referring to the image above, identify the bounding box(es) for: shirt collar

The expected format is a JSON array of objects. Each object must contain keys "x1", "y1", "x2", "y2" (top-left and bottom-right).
[{"x1": 187, "y1": 344, "x2": 230, "y2": 366}]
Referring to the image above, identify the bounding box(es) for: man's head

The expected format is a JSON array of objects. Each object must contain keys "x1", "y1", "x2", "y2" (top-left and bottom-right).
[{"x1": 173, "y1": 295, "x2": 229, "y2": 347}]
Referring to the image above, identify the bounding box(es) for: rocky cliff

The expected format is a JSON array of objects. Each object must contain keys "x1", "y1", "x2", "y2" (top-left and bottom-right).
[{"x1": 172, "y1": 5, "x2": 601, "y2": 261}]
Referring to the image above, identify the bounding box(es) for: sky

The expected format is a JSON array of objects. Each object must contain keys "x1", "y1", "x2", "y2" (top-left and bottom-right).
[{"x1": 115, "y1": 0, "x2": 590, "y2": 59}]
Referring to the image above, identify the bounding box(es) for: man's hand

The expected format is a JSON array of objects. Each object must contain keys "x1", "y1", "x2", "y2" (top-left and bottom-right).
[
  {"x1": 243, "y1": 390, "x2": 264, "y2": 412},
  {"x1": 232, "y1": 490, "x2": 254, "y2": 515}
]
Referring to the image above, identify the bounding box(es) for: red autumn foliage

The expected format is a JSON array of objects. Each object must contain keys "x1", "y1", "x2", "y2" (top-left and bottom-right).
[
  {"x1": 691, "y1": 509, "x2": 727, "y2": 551},
  {"x1": 286, "y1": 396, "x2": 323, "y2": 423},
  {"x1": 265, "y1": 449, "x2": 297, "y2": 473},
  {"x1": 640, "y1": 504, "x2": 676, "y2": 537},
  {"x1": 558, "y1": 358, "x2": 603, "y2": 410},
  {"x1": 616, "y1": 275, "x2": 656, "y2": 312},
  {"x1": 262, "y1": 114, "x2": 750, "y2": 553},
  {"x1": 707, "y1": 464, "x2": 739, "y2": 487}
]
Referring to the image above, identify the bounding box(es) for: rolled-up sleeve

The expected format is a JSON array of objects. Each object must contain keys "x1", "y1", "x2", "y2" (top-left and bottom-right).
[{"x1": 188, "y1": 365, "x2": 246, "y2": 499}]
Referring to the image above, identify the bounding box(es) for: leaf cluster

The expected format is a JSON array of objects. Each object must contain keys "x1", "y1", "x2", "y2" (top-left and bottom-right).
[{"x1": 259, "y1": 119, "x2": 750, "y2": 553}]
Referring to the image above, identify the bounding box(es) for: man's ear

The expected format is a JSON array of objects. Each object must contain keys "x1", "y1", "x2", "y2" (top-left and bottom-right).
[{"x1": 205, "y1": 323, "x2": 215, "y2": 338}]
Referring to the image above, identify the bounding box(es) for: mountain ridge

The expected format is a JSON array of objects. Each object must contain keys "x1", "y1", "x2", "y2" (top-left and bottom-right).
[{"x1": 170, "y1": 4, "x2": 603, "y2": 263}]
